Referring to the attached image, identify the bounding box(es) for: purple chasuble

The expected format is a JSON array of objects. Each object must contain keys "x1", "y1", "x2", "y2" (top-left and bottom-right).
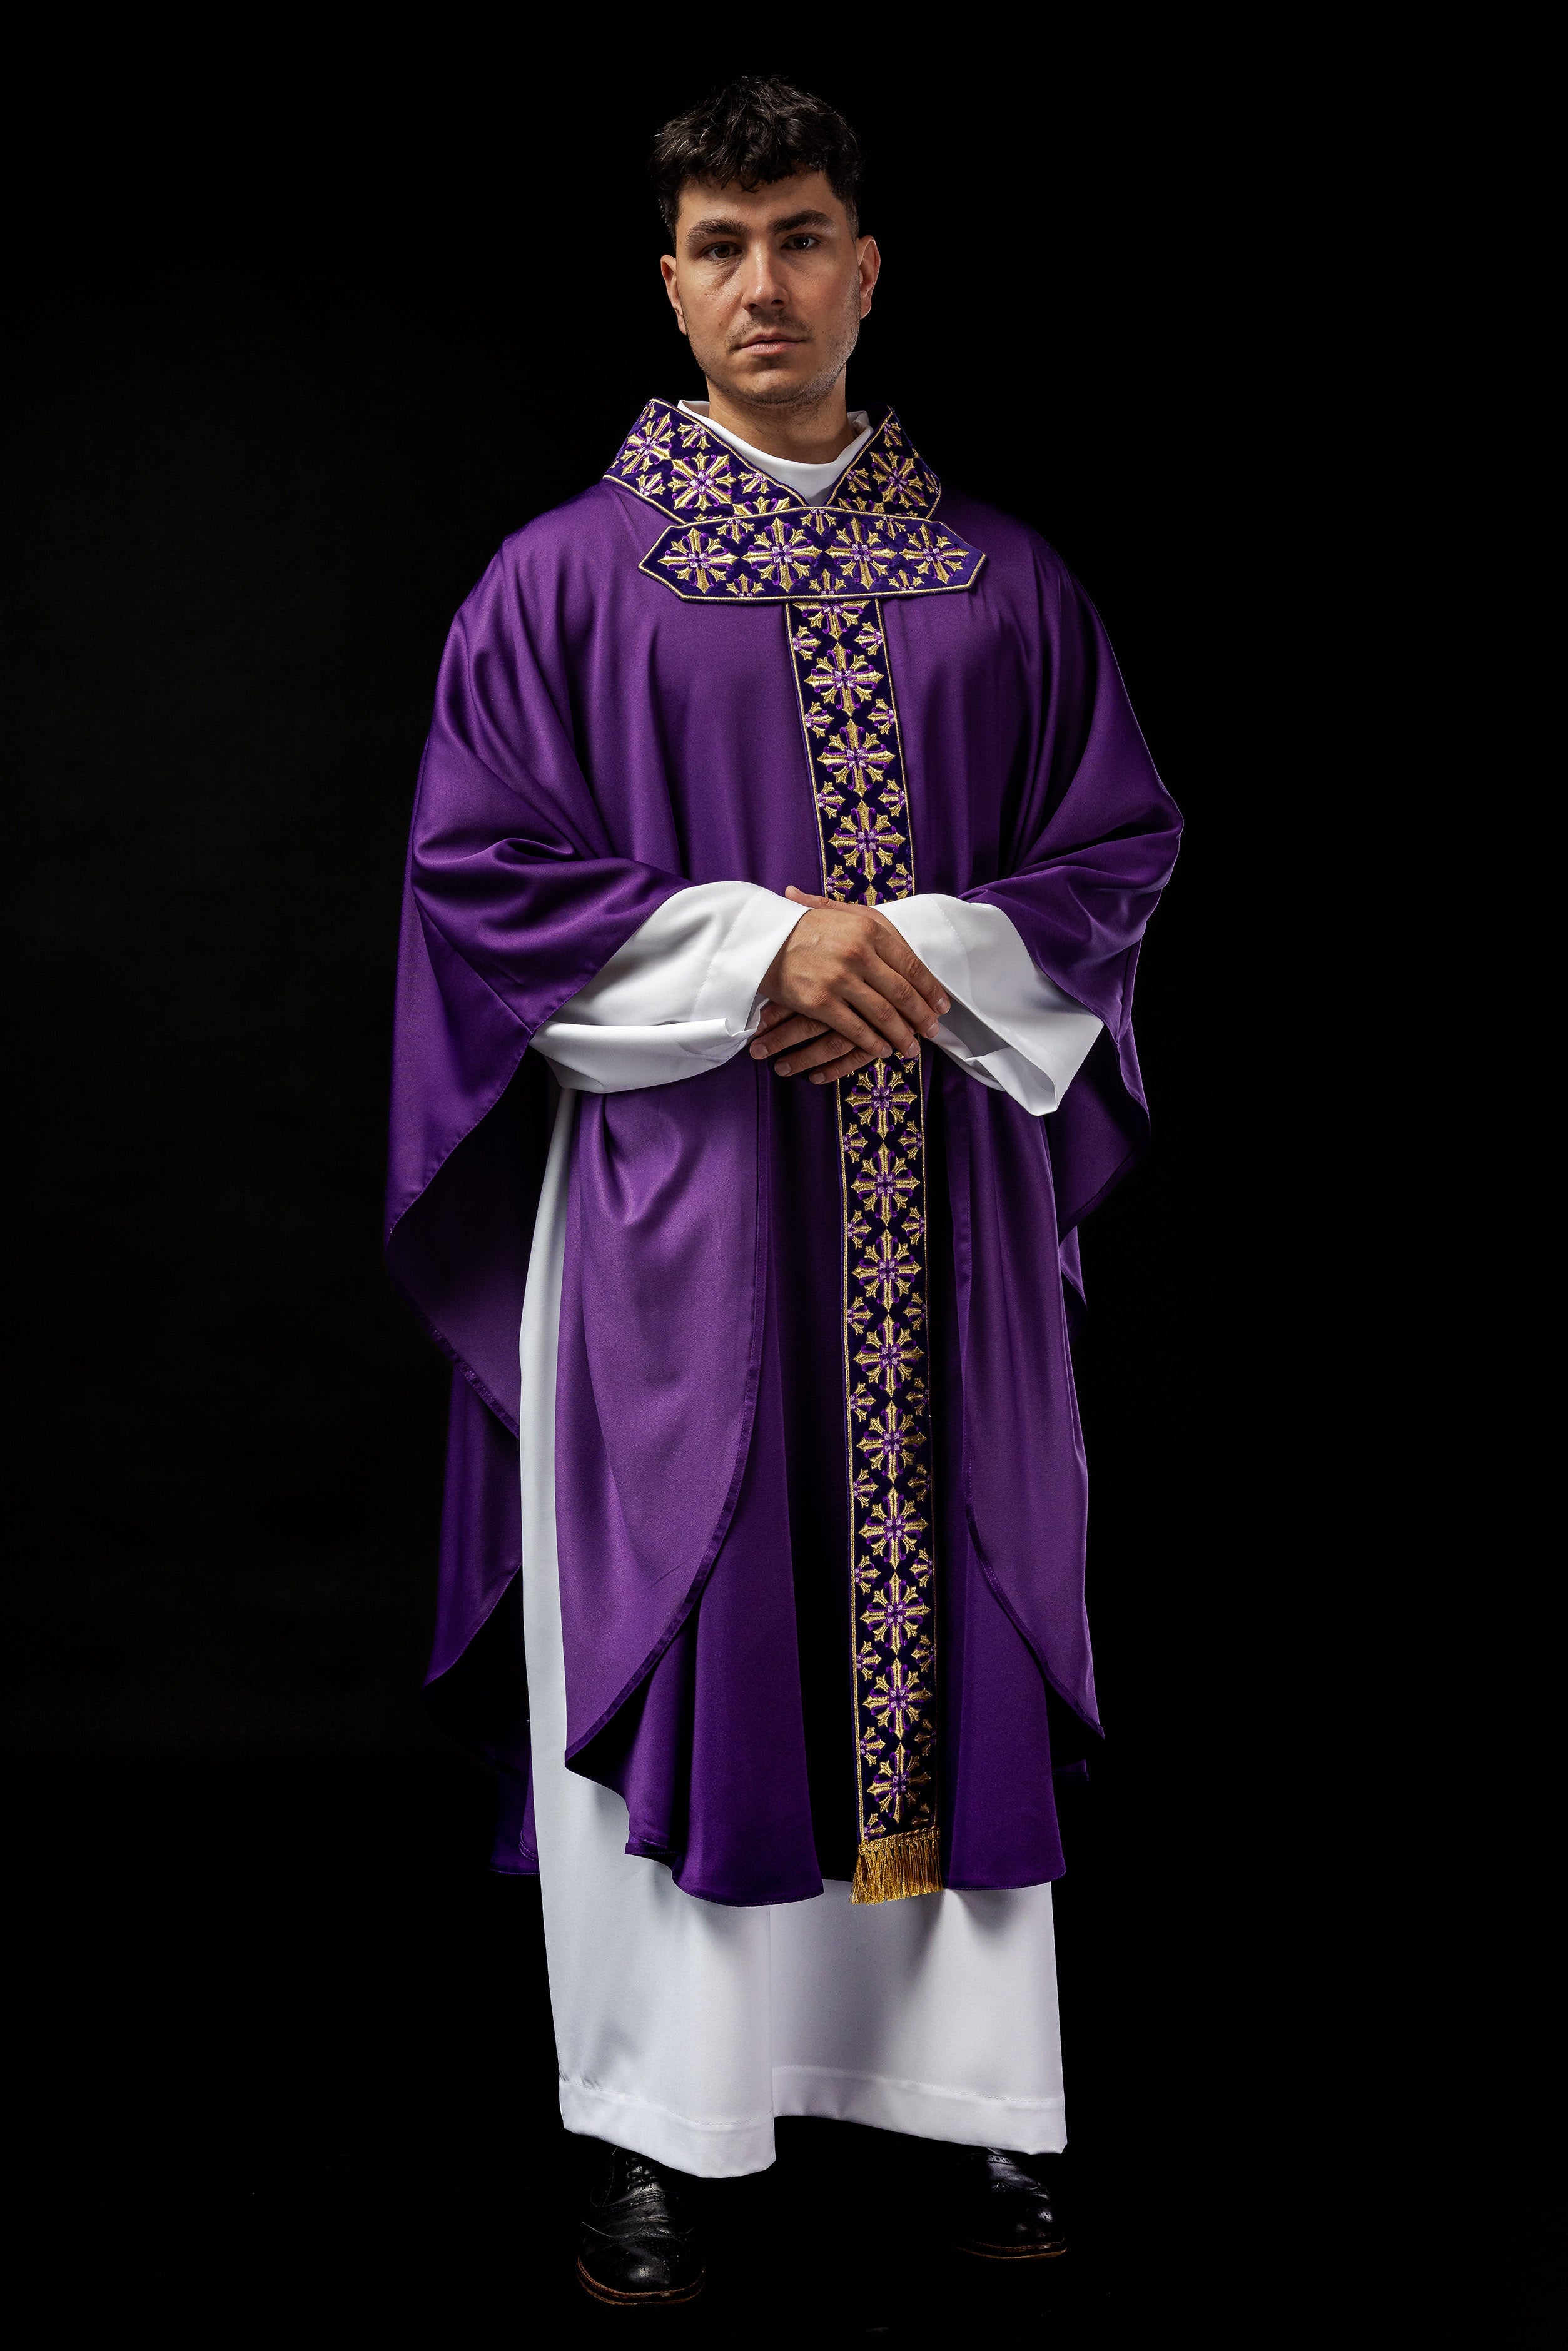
[{"x1": 385, "y1": 401, "x2": 1181, "y2": 1905}]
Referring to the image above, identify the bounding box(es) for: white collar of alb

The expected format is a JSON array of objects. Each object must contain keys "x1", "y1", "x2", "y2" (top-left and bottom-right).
[{"x1": 677, "y1": 401, "x2": 874, "y2": 504}]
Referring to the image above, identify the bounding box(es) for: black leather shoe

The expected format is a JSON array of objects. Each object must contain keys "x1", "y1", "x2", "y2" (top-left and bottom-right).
[
  {"x1": 577, "y1": 2143, "x2": 706, "y2": 2306},
  {"x1": 948, "y1": 2145, "x2": 1068, "y2": 2260}
]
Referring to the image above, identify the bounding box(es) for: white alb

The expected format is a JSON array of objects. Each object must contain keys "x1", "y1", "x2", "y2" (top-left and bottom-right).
[{"x1": 522, "y1": 879, "x2": 1098, "y2": 2176}]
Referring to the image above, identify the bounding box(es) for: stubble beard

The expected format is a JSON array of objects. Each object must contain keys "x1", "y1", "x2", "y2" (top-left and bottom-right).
[{"x1": 696, "y1": 286, "x2": 862, "y2": 412}]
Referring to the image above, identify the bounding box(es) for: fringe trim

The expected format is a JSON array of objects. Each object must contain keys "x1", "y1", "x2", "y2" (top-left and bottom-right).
[{"x1": 851, "y1": 1825, "x2": 943, "y2": 1905}]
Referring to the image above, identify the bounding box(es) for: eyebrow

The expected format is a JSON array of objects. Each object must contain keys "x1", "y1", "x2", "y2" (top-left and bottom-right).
[{"x1": 686, "y1": 208, "x2": 836, "y2": 241}]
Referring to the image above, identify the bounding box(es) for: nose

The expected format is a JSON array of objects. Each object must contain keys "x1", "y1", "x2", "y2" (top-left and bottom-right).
[{"x1": 741, "y1": 240, "x2": 788, "y2": 309}]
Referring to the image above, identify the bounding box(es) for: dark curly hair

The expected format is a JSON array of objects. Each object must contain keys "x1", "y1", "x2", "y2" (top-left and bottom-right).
[{"x1": 650, "y1": 76, "x2": 862, "y2": 236}]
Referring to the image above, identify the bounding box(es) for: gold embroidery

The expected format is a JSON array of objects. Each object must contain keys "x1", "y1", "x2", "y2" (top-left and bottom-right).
[
  {"x1": 787, "y1": 600, "x2": 941, "y2": 1904},
  {"x1": 602, "y1": 402, "x2": 974, "y2": 1898},
  {"x1": 604, "y1": 400, "x2": 986, "y2": 606}
]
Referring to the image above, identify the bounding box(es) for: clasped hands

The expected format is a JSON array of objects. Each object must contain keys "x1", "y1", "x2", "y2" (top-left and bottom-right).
[{"x1": 751, "y1": 887, "x2": 951, "y2": 1085}]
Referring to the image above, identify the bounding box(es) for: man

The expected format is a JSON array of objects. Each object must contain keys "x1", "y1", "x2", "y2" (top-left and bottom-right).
[{"x1": 387, "y1": 75, "x2": 1180, "y2": 2307}]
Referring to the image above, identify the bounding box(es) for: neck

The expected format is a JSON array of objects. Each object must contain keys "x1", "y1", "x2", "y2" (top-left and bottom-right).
[{"x1": 699, "y1": 378, "x2": 859, "y2": 465}]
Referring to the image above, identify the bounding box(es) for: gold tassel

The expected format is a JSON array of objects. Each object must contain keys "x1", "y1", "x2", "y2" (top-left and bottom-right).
[{"x1": 850, "y1": 1825, "x2": 943, "y2": 1905}]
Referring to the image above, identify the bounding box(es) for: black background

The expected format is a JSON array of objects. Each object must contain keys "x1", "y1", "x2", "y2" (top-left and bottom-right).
[{"x1": 4, "y1": 39, "x2": 1556, "y2": 2346}]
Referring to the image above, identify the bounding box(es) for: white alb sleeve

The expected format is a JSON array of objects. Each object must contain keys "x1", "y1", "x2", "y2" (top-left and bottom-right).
[
  {"x1": 532, "y1": 882, "x2": 806, "y2": 1095},
  {"x1": 876, "y1": 894, "x2": 1103, "y2": 1118}
]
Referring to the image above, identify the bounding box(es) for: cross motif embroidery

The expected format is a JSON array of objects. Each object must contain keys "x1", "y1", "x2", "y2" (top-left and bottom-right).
[
  {"x1": 786, "y1": 596, "x2": 941, "y2": 1894},
  {"x1": 604, "y1": 400, "x2": 986, "y2": 607},
  {"x1": 604, "y1": 399, "x2": 960, "y2": 1901}
]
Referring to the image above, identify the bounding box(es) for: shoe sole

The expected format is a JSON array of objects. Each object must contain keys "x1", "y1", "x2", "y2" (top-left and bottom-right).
[
  {"x1": 952, "y1": 2239, "x2": 1068, "y2": 2262},
  {"x1": 576, "y1": 2256, "x2": 707, "y2": 2307}
]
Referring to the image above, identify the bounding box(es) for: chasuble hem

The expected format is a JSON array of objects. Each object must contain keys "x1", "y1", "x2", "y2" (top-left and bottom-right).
[
  {"x1": 557, "y1": 1058, "x2": 776, "y2": 1772},
  {"x1": 526, "y1": 1093, "x2": 1069, "y2": 2173}
]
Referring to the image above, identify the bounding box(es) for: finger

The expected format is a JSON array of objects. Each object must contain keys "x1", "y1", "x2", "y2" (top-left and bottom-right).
[
  {"x1": 864, "y1": 959, "x2": 948, "y2": 1043},
  {"x1": 751, "y1": 1014, "x2": 830, "y2": 1060},
  {"x1": 862, "y1": 946, "x2": 959, "y2": 1039},
  {"x1": 840, "y1": 976, "x2": 928, "y2": 1059},
  {"x1": 791, "y1": 993, "x2": 901, "y2": 1063},
  {"x1": 777, "y1": 1030, "x2": 868, "y2": 1077},
  {"x1": 784, "y1": 885, "x2": 831, "y2": 907},
  {"x1": 809, "y1": 1046, "x2": 878, "y2": 1085},
  {"x1": 755, "y1": 999, "x2": 792, "y2": 1030},
  {"x1": 774, "y1": 1029, "x2": 862, "y2": 1076},
  {"x1": 866, "y1": 925, "x2": 950, "y2": 1020}
]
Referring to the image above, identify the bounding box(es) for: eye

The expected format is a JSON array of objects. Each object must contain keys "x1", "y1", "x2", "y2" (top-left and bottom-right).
[
  {"x1": 700, "y1": 241, "x2": 741, "y2": 261},
  {"x1": 786, "y1": 235, "x2": 820, "y2": 250}
]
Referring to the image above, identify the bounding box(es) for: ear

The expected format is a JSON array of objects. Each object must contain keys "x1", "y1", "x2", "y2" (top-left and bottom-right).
[
  {"x1": 659, "y1": 255, "x2": 689, "y2": 337},
  {"x1": 857, "y1": 236, "x2": 881, "y2": 320}
]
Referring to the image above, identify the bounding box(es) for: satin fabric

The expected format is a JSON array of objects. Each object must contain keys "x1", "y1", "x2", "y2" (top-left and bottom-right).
[
  {"x1": 524, "y1": 1090, "x2": 1068, "y2": 2176},
  {"x1": 388, "y1": 457, "x2": 1181, "y2": 1904}
]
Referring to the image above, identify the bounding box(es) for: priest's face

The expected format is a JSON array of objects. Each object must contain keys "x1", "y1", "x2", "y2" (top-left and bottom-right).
[{"x1": 660, "y1": 171, "x2": 879, "y2": 413}]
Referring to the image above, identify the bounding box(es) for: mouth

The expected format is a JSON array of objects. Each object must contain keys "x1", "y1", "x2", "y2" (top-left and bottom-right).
[{"x1": 737, "y1": 335, "x2": 808, "y2": 355}]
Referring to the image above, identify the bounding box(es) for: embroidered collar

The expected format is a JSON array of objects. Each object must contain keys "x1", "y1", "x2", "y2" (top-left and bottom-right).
[
  {"x1": 604, "y1": 398, "x2": 984, "y2": 604},
  {"x1": 607, "y1": 397, "x2": 942, "y2": 521}
]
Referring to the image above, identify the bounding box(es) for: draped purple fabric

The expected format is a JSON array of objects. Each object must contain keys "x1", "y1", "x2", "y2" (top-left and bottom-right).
[{"x1": 387, "y1": 448, "x2": 1180, "y2": 1903}]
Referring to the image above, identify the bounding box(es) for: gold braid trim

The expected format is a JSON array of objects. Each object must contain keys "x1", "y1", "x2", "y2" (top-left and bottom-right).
[{"x1": 851, "y1": 1824, "x2": 943, "y2": 1906}]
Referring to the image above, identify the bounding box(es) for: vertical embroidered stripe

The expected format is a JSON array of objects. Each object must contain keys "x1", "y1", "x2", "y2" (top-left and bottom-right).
[{"x1": 786, "y1": 599, "x2": 941, "y2": 1904}]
